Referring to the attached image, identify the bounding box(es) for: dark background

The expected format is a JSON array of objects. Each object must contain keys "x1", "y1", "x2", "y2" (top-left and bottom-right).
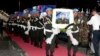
[{"x1": 0, "y1": 0, "x2": 99, "y2": 14}]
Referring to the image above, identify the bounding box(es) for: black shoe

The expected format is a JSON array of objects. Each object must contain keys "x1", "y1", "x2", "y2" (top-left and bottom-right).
[
  {"x1": 24, "y1": 40, "x2": 29, "y2": 43},
  {"x1": 35, "y1": 44, "x2": 40, "y2": 48},
  {"x1": 55, "y1": 45, "x2": 58, "y2": 48},
  {"x1": 25, "y1": 41, "x2": 29, "y2": 43},
  {"x1": 40, "y1": 46, "x2": 42, "y2": 48},
  {"x1": 68, "y1": 54, "x2": 71, "y2": 56},
  {"x1": 34, "y1": 43, "x2": 37, "y2": 47},
  {"x1": 46, "y1": 54, "x2": 49, "y2": 56},
  {"x1": 73, "y1": 54, "x2": 76, "y2": 56},
  {"x1": 50, "y1": 54, "x2": 53, "y2": 56},
  {"x1": 31, "y1": 42, "x2": 33, "y2": 45}
]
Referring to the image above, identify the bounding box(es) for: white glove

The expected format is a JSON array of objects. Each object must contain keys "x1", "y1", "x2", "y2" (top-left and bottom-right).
[
  {"x1": 44, "y1": 28, "x2": 46, "y2": 35},
  {"x1": 45, "y1": 28, "x2": 60, "y2": 44},
  {"x1": 45, "y1": 33, "x2": 55, "y2": 44},
  {"x1": 23, "y1": 26, "x2": 26, "y2": 30},
  {"x1": 70, "y1": 37, "x2": 79, "y2": 45},
  {"x1": 25, "y1": 31, "x2": 29, "y2": 35},
  {"x1": 66, "y1": 29, "x2": 79, "y2": 45},
  {"x1": 12, "y1": 28, "x2": 14, "y2": 31},
  {"x1": 20, "y1": 25, "x2": 26, "y2": 30},
  {"x1": 20, "y1": 25, "x2": 23, "y2": 28},
  {"x1": 46, "y1": 38, "x2": 52, "y2": 44},
  {"x1": 34, "y1": 27, "x2": 37, "y2": 30}
]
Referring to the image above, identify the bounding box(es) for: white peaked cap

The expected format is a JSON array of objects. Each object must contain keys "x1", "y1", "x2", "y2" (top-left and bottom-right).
[
  {"x1": 73, "y1": 8, "x2": 79, "y2": 12},
  {"x1": 32, "y1": 6, "x2": 37, "y2": 10},
  {"x1": 23, "y1": 9, "x2": 29, "y2": 14},
  {"x1": 40, "y1": 12, "x2": 47, "y2": 18}
]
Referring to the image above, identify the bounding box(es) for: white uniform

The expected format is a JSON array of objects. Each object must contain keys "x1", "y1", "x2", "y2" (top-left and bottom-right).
[
  {"x1": 87, "y1": 14, "x2": 100, "y2": 56},
  {"x1": 87, "y1": 14, "x2": 100, "y2": 30}
]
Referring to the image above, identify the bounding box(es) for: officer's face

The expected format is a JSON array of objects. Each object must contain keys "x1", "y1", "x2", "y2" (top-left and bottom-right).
[
  {"x1": 92, "y1": 11, "x2": 96, "y2": 16},
  {"x1": 74, "y1": 12, "x2": 78, "y2": 17},
  {"x1": 80, "y1": 13, "x2": 84, "y2": 17},
  {"x1": 35, "y1": 13, "x2": 40, "y2": 17},
  {"x1": 46, "y1": 10, "x2": 52, "y2": 16}
]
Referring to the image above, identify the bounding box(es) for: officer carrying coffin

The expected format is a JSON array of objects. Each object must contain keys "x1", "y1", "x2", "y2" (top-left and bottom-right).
[{"x1": 44, "y1": 8, "x2": 60, "y2": 56}]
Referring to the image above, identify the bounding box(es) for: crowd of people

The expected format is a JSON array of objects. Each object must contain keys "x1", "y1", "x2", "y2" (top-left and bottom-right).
[
  {"x1": 0, "y1": 5, "x2": 100, "y2": 56},
  {"x1": 7, "y1": 7, "x2": 58, "y2": 56}
]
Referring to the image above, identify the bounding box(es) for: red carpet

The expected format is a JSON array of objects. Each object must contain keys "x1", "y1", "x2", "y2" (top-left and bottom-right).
[{"x1": 8, "y1": 34, "x2": 86, "y2": 56}]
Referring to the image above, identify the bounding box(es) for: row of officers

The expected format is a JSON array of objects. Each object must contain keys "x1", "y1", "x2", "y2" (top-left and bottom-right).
[
  {"x1": 7, "y1": 8, "x2": 58, "y2": 56},
  {"x1": 6, "y1": 8, "x2": 95, "y2": 56},
  {"x1": 8, "y1": 11, "x2": 45, "y2": 48}
]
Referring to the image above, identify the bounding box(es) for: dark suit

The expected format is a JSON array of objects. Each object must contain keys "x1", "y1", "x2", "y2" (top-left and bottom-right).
[
  {"x1": 21, "y1": 20, "x2": 29, "y2": 43},
  {"x1": 37, "y1": 18, "x2": 44, "y2": 48},
  {"x1": 29, "y1": 17, "x2": 38, "y2": 46}
]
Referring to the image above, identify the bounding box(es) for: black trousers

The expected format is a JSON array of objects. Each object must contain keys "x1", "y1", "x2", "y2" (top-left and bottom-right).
[
  {"x1": 29, "y1": 30, "x2": 39, "y2": 46},
  {"x1": 38, "y1": 29, "x2": 44, "y2": 47},
  {"x1": 46, "y1": 44, "x2": 55, "y2": 56},
  {"x1": 46, "y1": 32, "x2": 56, "y2": 56},
  {"x1": 93, "y1": 30, "x2": 100, "y2": 56},
  {"x1": 29, "y1": 30, "x2": 35, "y2": 44},
  {"x1": 67, "y1": 33, "x2": 78, "y2": 56},
  {"x1": 21, "y1": 29, "x2": 29, "y2": 43},
  {"x1": 67, "y1": 38, "x2": 78, "y2": 56}
]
